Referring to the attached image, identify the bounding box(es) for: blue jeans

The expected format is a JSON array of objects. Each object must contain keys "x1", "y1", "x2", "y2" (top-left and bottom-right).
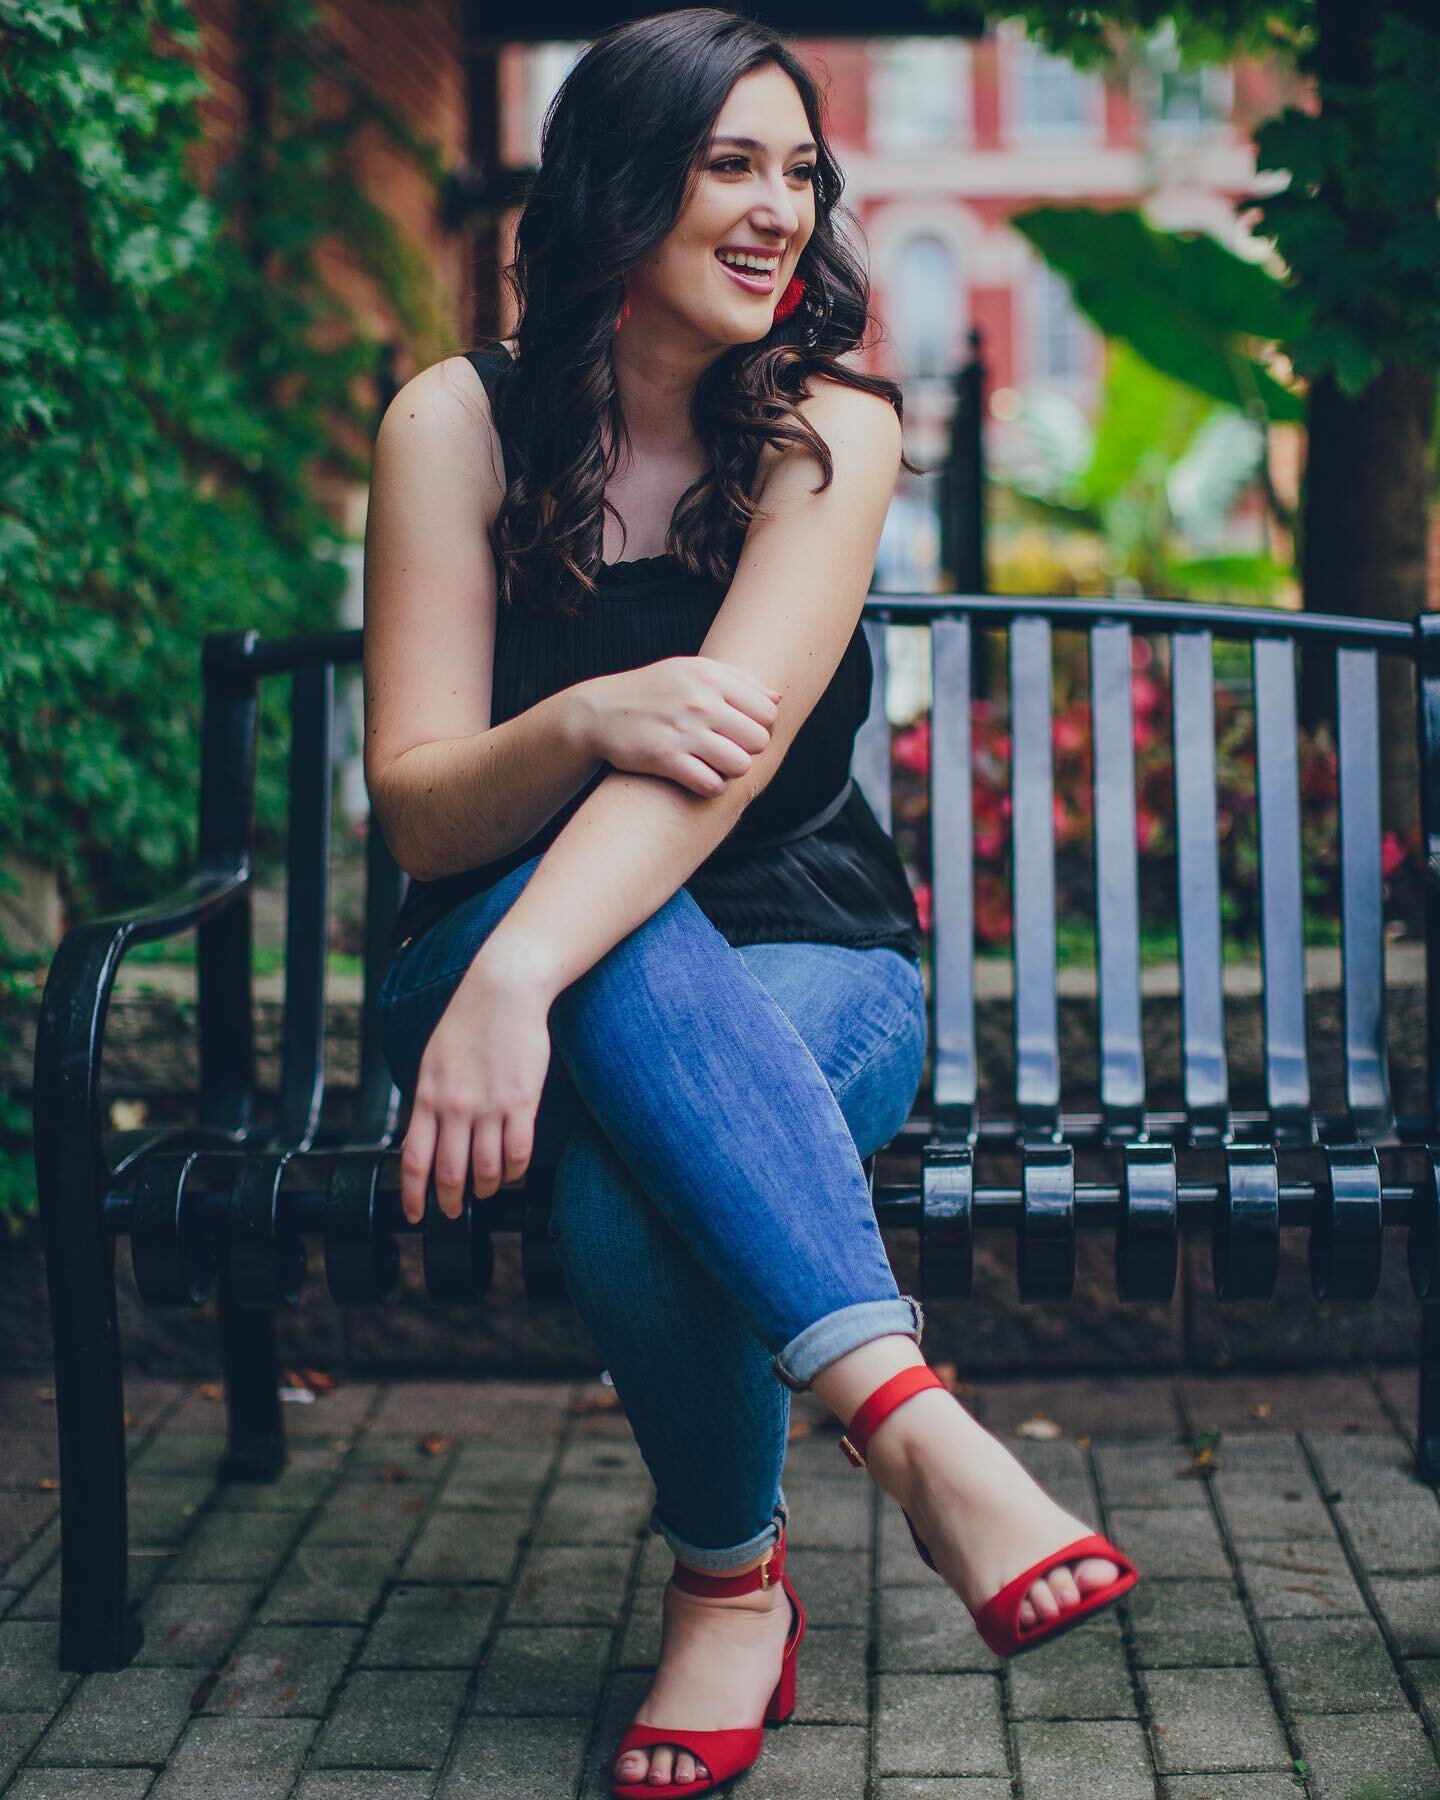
[{"x1": 378, "y1": 852, "x2": 928, "y2": 1570}]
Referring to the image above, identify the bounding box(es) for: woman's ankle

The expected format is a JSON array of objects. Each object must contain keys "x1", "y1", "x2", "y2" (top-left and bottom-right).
[{"x1": 808, "y1": 1333, "x2": 927, "y2": 1429}]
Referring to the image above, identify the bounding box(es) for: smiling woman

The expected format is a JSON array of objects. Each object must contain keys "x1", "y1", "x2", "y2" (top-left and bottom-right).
[{"x1": 362, "y1": 10, "x2": 1136, "y2": 1796}]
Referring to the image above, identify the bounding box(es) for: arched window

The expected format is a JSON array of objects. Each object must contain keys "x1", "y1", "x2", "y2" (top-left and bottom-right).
[{"x1": 892, "y1": 235, "x2": 958, "y2": 380}]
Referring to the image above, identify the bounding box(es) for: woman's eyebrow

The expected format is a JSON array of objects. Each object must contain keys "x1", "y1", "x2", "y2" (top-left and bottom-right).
[{"x1": 711, "y1": 134, "x2": 818, "y2": 155}]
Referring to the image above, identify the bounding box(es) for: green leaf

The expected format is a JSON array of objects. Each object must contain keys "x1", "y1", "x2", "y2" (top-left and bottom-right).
[{"x1": 1013, "y1": 206, "x2": 1305, "y2": 422}]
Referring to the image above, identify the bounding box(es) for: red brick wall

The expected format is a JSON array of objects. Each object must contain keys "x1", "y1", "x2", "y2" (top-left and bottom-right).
[{"x1": 188, "y1": 0, "x2": 472, "y2": 373}]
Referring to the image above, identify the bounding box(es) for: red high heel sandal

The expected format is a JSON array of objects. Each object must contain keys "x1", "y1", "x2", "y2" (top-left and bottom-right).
[
  {"x1": 608, "y1": 1524, "x2": 807, "y2": 1798},
  {"x1": 839, "y1": 1366, "x2": 1139, "y2": 1658}
]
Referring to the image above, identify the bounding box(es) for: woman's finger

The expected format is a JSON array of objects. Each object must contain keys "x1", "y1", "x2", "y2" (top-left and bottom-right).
[
  {"x1": 671, "y1": 752, "x2": 729, "y2": 796},
  {"x1": 502, "y1": 1108, "x2": 534, "y2": 1186},
  {"x1": 695, "y1": 729, "x2": 752, "y2": 778},
  {"x1": 400, "y1": 1104, "x2": 438, "y2": 1225},
  {"x1": 433, "y1": 1108, "x2": 474, "y2": 1220},
  {"x1": 718, "y1": 668, "x2": 781, "y2": 723},
  {"x1": 715, "y1": 703, "x2": 772, "y2": 753},
  {"x1": 471, "y1": 1116, "x2": 505, "y2": 1200}
]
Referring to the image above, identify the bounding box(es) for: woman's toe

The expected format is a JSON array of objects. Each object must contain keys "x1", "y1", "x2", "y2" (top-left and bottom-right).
[
  {"x1": 649, "y1": 1744, "x2": 675, "y2": 1783},
  {"x1": 1048, "y1": 1564, "x2": 1083, "y2": 1609},
  {"x1": 616, "y1": 1748, "x2": 649, "y2": 1782},
  {"x1": 673, "y1": 1750, "x2": 698, "y2": 1783},
  {"x1": 1075, "y1": 1555, "x2": 1120, "y2": 1592},
  {"x1": 1028, "y1": 1577, "x2": 1062, "y2": 1622}
]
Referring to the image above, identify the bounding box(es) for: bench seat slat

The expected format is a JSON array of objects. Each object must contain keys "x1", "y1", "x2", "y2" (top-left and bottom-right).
[
  {"x1": 1171, "y1": 628, "x2": 1230, "y2": 1140},
  {"x1": 931, "y1": 618, "x2": 977, "y2": 1137},
  {"x1": 1089, "y1": 621, "x2": 1145, "y2": 1135},
  {"x1": 1009, "y1": 615, "x2": 1060, "y2": 1138},
  {"x1": 1253, "y1": 635, "x2": 1314, "y2": 1142}
]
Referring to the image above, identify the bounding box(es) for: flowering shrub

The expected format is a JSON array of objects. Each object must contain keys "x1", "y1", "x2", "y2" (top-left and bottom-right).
[{"x1": 889, "y1": 635, "x2": 1424, "y2": 959}]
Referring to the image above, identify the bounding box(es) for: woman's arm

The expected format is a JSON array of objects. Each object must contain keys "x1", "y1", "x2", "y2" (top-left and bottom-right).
[
  {"x1": 363, "y1": 355, "x2": 604, "y2": 881},
  {"x1": 477, "y1": 377, "x2": 903, "y2": 1001}
]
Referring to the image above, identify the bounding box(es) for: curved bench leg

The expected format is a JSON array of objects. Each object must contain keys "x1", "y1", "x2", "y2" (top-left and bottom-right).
[
  {"x1": 1419, "y1": 1296, "x2": 1440, "y2": 1488},
  {"x1": 41, "y1": 1200, "x2": 141, "y2": 1670},
  {"x1": 216, "y1": 1262, "x2": 286, "y2": 1483}
]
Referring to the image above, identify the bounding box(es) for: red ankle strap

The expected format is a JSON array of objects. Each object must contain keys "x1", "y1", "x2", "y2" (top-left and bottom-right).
[
  {"x1": 671, "y1": 1527, "x2": 787, "y2": 1597},
  {"x1": 839, "y1": 1365, "x2": 949, "y2": 1468}
]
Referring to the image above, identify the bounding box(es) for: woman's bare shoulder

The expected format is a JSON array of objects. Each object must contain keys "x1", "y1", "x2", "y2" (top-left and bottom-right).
[
  {"x1": 375, "y1": 352, "x2": 507, "y2": 506},
  {"x1": 754, "y1": 372, "x2": 901, "y2": 496}
]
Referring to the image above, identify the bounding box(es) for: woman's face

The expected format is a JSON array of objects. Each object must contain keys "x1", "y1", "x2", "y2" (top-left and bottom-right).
[{"x1": 626, "y1": 63, "x2": 819, "y2": 346}]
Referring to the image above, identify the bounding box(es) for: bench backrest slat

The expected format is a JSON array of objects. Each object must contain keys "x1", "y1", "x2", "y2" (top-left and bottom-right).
[
  {"x1": 930, "y1": 618, "x2": 977, "y2": 1136},
  {"x1": 1089, "y1": 621, "x2": 1145, "y2": 1133},
  {"x1": 1171, "y1": 627, "x2": 1231, "y2": 1140},
  {"x1": 273, "y1": 664, "x2": 332, "y2": 1152},
  {"x1": 1253, "y1": 635, "x2": 1314, "y2": 1141},
  {"x1": 356, "y1": 796, "x2": 408, "y2": 1146},
  {"x1": 1416, "y1": 615, "x2": 1440, "y2": 1134},
  {"x1": 1009, "y1": 615, "x2": 1061, "y2": 1137},
  {"x1": 1336, "y1": 643, "x2": 1394, "y2": 1138}
]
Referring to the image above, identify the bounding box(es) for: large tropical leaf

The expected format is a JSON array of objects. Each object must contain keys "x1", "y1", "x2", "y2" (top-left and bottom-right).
[{"x1": 1013, "y1": 207, "x2": 1305, "y2": 422}]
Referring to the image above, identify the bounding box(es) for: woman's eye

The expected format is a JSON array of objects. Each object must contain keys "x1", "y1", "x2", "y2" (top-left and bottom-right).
[{"x1": 710, "y1": 158, "x2": 818, "y2": 183}]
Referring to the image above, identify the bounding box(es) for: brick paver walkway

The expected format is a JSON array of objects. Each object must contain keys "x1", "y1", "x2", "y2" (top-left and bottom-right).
[{"x1": 2, "y1": 1368, "x2": 1438, "y2": 1798}]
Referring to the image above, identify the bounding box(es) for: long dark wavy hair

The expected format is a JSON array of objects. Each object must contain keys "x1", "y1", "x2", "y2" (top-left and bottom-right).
[{"x1": 484, "y1": 6, "x2": 923, "y2": 617}]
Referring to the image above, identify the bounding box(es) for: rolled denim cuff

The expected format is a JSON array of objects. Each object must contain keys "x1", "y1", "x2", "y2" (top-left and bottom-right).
[
  {"x1": 650, "y1": 1495, "x2": 789, "y2": 1573},
  {"x1": 771, "y1": 1294, "x2": 925, "y2": 1393}
]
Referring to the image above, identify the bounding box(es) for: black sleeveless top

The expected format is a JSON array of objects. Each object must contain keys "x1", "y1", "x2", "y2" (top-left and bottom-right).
[{"x1": 387, "y1": 346, "x2": 922, "y2": 961}]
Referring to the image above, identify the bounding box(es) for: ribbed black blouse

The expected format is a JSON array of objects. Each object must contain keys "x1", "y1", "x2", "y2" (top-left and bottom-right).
[{"x1": 387, "y1": 347, "x2": 922, "y2": 961}]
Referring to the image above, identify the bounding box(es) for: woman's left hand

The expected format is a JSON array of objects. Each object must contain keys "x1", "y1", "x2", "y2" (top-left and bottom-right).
[{"x1": 399, "y1": 954, "x2": 555, "y2": 1223}]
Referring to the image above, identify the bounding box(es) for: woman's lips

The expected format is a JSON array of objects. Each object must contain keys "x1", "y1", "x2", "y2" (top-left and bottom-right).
[{"x1": 715, "y1": 253, "x2": 778, "y2": 296}]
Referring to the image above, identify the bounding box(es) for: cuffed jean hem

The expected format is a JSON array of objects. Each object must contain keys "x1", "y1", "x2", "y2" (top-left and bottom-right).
[
  {"x1": 770, "y1": 1295, "x2": 925, "y2": 1393},
  {"x1": 650, "y1": 1496, "x2": 789, "y2": 1572}
]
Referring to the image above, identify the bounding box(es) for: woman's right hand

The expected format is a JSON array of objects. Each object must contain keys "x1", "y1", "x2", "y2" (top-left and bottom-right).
[{"x1": 574, "y1": 657, "x2": 781, "y2": 797}]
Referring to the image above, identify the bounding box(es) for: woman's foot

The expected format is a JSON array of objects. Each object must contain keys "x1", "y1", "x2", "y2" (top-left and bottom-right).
[
  {"x1": 863, "y1": 1385, "x2": 1118, "y2": 1629},
  {"x1": 612, "y1": 1564, "x2": 796, "y2": 1788},
  {"x1": 812, "y1": 1345, "x2": 1119, "y2": 1632}
]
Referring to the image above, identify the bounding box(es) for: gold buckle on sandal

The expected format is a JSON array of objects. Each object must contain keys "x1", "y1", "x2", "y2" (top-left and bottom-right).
[
  {"x1": 756, "y1": 1545, "x2": 776, "y2": 1589},
  {"x1": 839, "y1": 1435, "x2": 866, "y2": 1469}
]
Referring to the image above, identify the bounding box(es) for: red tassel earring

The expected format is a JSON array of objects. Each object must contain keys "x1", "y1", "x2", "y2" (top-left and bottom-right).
[
  {"x1": 773, "y1": 274, "x2": 805, "y2": 322},
  {"x1": 613, "y1": 294, "x2": 632, "y2": 334}
]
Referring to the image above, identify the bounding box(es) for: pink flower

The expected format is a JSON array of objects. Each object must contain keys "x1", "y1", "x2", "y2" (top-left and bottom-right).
[
  {"x1": 1131, "y1": 672, "x2": 1164, "y2": 714},
  {"x1": 911, "y1": 880, "x2": 933, "y2": 933},
  {"x1": 1382, "y1": 830, "x2": 1407, "y2": 878},
  {"x1": 893, "y1": 717, "x2": 931, "y2": 777},
  {"x1": 975, "y1": 823, "x2": 1005, "y2": 859},
  {"x1": 1054, "y1": 713, "x2": 1087, "y2": 755}
]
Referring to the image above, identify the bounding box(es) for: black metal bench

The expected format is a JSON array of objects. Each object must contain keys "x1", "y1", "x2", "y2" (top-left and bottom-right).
[{"x1": 33, "y1": 594, "x2": 1440, "y2": 1673}]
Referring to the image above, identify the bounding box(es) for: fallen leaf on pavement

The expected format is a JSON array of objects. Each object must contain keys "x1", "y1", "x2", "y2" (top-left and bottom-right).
[
  {"x1": 1247, "y1": 1402, "x2": 1272, "y2": 1420},
  {"x1": 195, "y1": 1382, "x2": 223, "y2": 1402},
  {"x1": 569, "y1": 1389, "x2": 622, "y2": 1414},
  {"x1": 1014, "y1": 1413, "x2": 1062, "y2": 1441},
  {"x1": 418, "y1": 1434, "x2": 451, "y2": 1456}
]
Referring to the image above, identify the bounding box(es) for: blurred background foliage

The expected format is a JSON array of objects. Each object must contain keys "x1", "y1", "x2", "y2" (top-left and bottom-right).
[{"x1": 0, "y1": 0, "x2": 449, "y2": 1226}]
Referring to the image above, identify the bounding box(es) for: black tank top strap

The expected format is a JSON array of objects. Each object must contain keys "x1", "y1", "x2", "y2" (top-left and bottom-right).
[{"x1": 462, "y1": 343, "x2": 516, "y2": 405}]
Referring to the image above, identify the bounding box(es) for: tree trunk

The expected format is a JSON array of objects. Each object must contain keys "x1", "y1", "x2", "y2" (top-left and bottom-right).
[{"x1": 1297, "y1": 0, "x2": 1436, "y2": 839}]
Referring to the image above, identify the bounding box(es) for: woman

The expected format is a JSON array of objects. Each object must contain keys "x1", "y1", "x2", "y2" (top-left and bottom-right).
[{"x1": 363, "y1": 11, "x2": 1137, "y2": 1793}]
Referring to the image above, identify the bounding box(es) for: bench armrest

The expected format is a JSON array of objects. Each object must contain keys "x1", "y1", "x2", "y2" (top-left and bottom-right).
[{"x1": 33, "y1": 866, "x2": 249, "y2": 1192}]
